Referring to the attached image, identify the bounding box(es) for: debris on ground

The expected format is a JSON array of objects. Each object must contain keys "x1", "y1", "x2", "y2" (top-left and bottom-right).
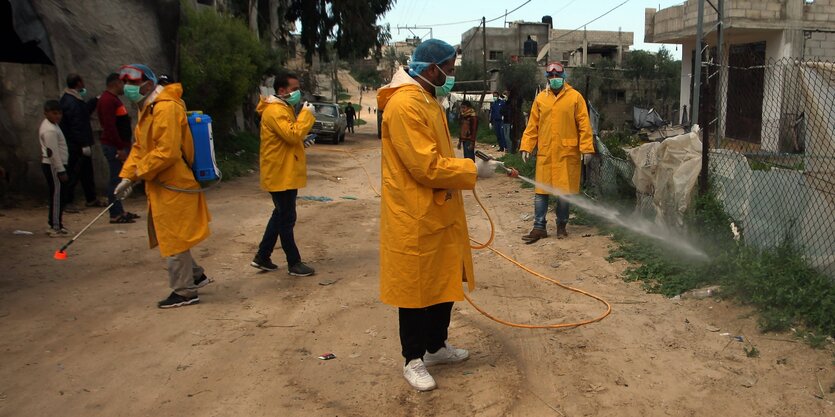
[
  {"x1": 12, "y1": 230, "x2": 33, "y2": 235},
  {"x1": 298, "y1": 196, "x2": 333, "y2": 202}
]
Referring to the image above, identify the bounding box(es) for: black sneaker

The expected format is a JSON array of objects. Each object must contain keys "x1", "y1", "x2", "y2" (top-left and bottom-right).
[
  {"x1": 288, "y1": 261, "x2": 315, "y2": 277},
  {"x1": 157, "y1": 292, "x2": 199, "y2": 309},
  {"x1": 192, "y1": 274, "x2": 213, "y2": 289},
  {"x1": 251, "y1": 256, "x2": 278, "y2": 272}
]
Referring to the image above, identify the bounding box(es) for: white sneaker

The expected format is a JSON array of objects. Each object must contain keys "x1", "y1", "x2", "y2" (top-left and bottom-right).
[
  {"x1": 403, "y1": 359, "x2": 437, "y2": 391},
  {"x1": 422, "y1": 342, "x2": 469, "y2": 366}
]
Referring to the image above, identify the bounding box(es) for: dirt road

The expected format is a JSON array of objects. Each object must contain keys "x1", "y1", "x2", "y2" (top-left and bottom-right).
[{"x1": 1, "y1": 133, "x2": 833, "y2": 416}]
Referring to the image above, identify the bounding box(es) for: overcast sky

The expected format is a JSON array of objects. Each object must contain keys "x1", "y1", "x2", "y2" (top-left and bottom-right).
[{"x1": 378, "y1": 0, "x2": 686, "y2": 58}]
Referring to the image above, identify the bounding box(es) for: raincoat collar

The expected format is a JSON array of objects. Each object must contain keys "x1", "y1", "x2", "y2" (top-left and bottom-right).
[
  {"x1": 548, "y1": 82, "x2": 573, "y2": 100},
  {"x1": 378, "y1": 67, "x2": 431, "y2": 110}
]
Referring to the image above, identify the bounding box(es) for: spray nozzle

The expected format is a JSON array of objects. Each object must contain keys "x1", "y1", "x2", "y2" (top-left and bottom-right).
[{"x1": 475, "y1": 150, "x2": 494, "y2": 162}]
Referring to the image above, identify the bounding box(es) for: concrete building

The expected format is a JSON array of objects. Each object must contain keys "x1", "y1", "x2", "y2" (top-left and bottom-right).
[
  {"x1": 549, "y1": 28, "x2": 634, "y2": 67},
  {"x1": 460, "y1": 21, "x2": 551, "y2": 66},
  {"x1": 645, "y1": 0, "x2": 835, "y2": 151},
  {"x1": 460, "y1": 19, "x2": 634, "y2": 68}
]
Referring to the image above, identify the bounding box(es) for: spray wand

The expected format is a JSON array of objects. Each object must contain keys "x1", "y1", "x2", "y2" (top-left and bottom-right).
[
  {"x1": 475, "y1": 150, "x2": 519, "y2": 177},
  {"x1": 54, "y1": 200, "x2": 118, "y2": 260}
]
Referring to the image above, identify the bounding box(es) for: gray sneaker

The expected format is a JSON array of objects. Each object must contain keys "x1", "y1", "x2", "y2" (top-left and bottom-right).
[
  {"x1": 422, "y1": 342, "x2": 469, "y2": 366},
  {"x1": 288, "y1": 261, "x2": 315, "y2": 277}
]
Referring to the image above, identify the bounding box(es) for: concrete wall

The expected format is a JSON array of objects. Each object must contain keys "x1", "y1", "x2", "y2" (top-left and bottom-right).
[
  {"x1": 0, "y1": 0, "x2": 178, "y2": 197},
  {"x1": 805, "y1": 30, "x2": 835, "y2": 59},
  {"x1": 460, "y1": 24, "x2": 550, "y2": 65}
]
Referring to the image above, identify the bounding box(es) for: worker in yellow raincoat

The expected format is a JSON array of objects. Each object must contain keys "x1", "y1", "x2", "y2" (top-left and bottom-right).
[
  {"x1": 250, "y1": 71, "x2": 317, "y2": 277},
  {"x1": 378, "y1": 39, "x2": 503, "y2": 392},
  {"x1": 114, "y1": 64, "x2": 212, "y2": 309},
  {"x1": 519, "y1": 62, "x2": 595, "y2": 243}
]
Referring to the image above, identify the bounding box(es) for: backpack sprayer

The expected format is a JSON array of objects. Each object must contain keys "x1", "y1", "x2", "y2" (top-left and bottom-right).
[{"x1": 54, "y1": 111, "x2": 220, "y2": 260}]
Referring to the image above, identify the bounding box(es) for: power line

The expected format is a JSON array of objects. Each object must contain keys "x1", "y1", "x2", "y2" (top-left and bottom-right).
[
  {"x1": 420, "y1": 0, "x2": 532, "y2": 28},
  {"x1": 550, "y1": 0, "x2": 632, "y2": 43}
]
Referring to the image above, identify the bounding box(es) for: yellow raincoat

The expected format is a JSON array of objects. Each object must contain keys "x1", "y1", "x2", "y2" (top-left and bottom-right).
[
  {"x1": 120, "y1": 83, "x2": 211, "y2": 257},
  {"x1": 377, "y1": 68, "x2": 478, "y2": 309},
  {"x1": 520, "y1": 83, "x2": 594, "y2": 195},
  {"x1": 256, "y1": 96, "x2": 315, "y2": 191}
]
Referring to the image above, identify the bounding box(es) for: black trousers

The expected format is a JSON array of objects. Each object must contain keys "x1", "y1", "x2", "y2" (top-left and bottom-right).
[
  {"x1": 399, "y1": 302, "x2": 453, "y2": 364},
  {"x1": 256, "y1": 189, "x2": 301, "y2": 266},
  {"x1": 42, "y1": 163, "x2": 66, "y2": 229},
  {"x1": 65, "y1": 148, "x2": 97, "y2": 204}
]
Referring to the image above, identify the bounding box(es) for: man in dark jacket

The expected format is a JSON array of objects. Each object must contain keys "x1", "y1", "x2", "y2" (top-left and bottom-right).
[
  {"x1": 344, "y1": 102, "x2": 356, "y2": 134},
  {"x1": 489, "y1": 92, "x2": 507, "y2": 152},
  {"x1": 60, "y1": 73, "x2": 103, "y2": 210}
]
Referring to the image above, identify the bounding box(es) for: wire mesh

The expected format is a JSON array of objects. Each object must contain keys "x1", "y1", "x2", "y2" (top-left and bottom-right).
[{"x1": 581, "y1": 57, "x2": 835, "y2": 279}]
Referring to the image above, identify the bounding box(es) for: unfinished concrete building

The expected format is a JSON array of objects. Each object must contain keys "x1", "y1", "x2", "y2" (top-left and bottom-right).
[{"x1": 645, "y1": 0, "x2": 835, "y2": 152}]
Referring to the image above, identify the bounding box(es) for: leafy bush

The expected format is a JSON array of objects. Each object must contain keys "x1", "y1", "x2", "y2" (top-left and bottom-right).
[
  {"x1": 179, "y1": 5, "x2": 269, "y2": 135},
  {"x1": 215, "y1": 131, "x2": 260, "y2": 179},
  {"x1": 596, "y1": 189, "x2": 835, "y2": 341}
]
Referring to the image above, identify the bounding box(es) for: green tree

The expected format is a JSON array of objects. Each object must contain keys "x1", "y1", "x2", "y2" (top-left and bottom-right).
[
  {"x1": 179, "y1": 5, "x2": 269, "y2": 134},
  {"x1": 498, "y1": 59, "x2": 540, "y2": 152},
  {"x1": 286, "y1": 0, "x2": 395, "y2": 63}
]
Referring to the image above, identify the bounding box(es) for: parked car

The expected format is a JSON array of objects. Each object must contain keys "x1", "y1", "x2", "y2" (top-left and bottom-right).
[{"x1": 310, "y1": 102, "x2": 347, "y2": 144}]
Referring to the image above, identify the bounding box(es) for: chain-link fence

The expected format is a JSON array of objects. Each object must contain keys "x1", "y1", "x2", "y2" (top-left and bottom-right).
[
  {"x1": 583, "y1": 57, "x2": 835, "y2": 279},
  {"x1": 706, "y1": 57, "x2": 835, "y2": 278}
]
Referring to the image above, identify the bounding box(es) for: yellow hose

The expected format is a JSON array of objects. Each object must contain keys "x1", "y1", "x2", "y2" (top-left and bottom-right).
[{"x1": 311, "y1": 146, "x2": 612, "y2": 329}]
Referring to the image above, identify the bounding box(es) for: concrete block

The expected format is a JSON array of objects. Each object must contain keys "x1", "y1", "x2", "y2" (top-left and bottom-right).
[
  {"x1": 811, "y1": 31, "x2": 827, "y2": 41},
  {"x1": 810, "y1": 47, "x2": 828, "y2": 56}
]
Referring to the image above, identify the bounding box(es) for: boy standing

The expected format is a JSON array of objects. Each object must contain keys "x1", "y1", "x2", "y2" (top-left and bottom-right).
[{"x1": 40, "y1": 100, "x2": 70, "y2": 237}]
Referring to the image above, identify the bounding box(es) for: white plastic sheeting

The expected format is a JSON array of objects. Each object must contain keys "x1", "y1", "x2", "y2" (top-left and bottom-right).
[{"x1": 628, "y1": 126, "x2": 703, "y2": 228}]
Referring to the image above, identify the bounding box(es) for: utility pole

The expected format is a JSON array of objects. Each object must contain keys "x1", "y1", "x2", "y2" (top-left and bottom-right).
[
  {"x1": 583, "y1": 26, "x2": 588, "y2": 66},
  {"x1": 476, "y1": 17, "x2": 488, "y2": 118},
  {"x1": 715, "y1": 0, "x2": 724, "y2": 148},
  {"x1": 693, "y1": 0, "x2": 707, "y2": 194}
]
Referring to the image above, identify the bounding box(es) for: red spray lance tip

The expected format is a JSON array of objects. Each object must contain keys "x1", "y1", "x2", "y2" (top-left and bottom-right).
[{"x1": 54, "y1": 250, "x2": 67, "y2": 260}]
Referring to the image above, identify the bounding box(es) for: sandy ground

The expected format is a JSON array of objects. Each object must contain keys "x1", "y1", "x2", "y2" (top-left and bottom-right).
[{"x1": 1, "y1": 130, "x2": 834, "y2": 417}]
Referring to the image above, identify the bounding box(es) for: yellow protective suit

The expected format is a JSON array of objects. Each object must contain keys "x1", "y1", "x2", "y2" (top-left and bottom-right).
[
  {"x1": 520, "y1": 83, "x2": 594, "y2": 195},
  {"x1": 256, "y1": 96, "x2": 315, "y2": 192},
  {"x1": 120, "y1": 83, "x2": 211, "y2": 257},
  {"x1": 377, "y1": 68, "x2": 478, "y2": 309}
]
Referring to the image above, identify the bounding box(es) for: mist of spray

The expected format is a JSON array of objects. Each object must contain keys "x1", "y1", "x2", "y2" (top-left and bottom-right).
[{"x1": 516, "y1": 174, "x2": 708, "y2": 260}]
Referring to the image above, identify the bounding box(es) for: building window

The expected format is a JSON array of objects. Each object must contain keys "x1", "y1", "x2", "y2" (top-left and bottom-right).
[{"x1": 488, "y1": 50, "x2": 503, "y2": 61}]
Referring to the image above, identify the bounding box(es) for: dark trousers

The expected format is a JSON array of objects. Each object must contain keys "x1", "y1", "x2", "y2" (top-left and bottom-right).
[
  {"x1": 42, "y1": 163, "x2": 65, "y2": 229},
  {"x1": 65, "y1": 148, "x2": 96, "y2": 205},
  {"x1": 399, "y1": 302, "x2": 453, "y2": 364},
  {"x1": 257, "y1": 189, "x2": 301, "y2": 266},
  {"x1": 347, "y1": 121, "x2": 354, "y2": 133},
  {"x1": 462, "y1": 140, "x2": 475, "y2": 160},
  {"x1": 101, "y1": 144, "x2": 125, "y2": 217},
  {"x1": 492, "y1": 120, "x2": 507, "y2": 151}
]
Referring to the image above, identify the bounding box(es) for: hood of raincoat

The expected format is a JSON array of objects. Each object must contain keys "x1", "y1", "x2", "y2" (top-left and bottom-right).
[
  {"x1": 377, "y1": 67, "x2": 426, "y2": 111},
  {"x1": 256, "y1": 94, "x2": 285, "y2": 116}
]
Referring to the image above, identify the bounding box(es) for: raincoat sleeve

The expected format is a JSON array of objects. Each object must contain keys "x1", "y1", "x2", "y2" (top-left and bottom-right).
[
  {"x1": 575, "y1": 96, "x2": 595, "y2": 154},
  {"x1": 120, "y1": 136, "x2": 143, "y2": 182},
  {"x1": 264, "y1": 108, "x2": 315, "y2": 144},
  {"x1": 134, "y1": 101, "x2": 184, "y2": 181},
  {"x1": 389, "y1": 102, "x2": 476, "y2": 190},
  {"x1": 520, "y1": 98, "x2": 540, "y2": 153}
]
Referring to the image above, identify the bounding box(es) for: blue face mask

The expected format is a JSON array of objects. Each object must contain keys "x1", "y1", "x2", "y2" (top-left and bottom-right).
[
  {"x1": 123, "y1": 84, "x2": 145, "y2": 103},
  {"x1": 419, "y1": 65, "x2": 455, "y2": 97},
  {"x1": 549, "y1": 77, "x2": 564, "y2": 90},
  {"x1": 284, "y1": 90, "x2": 302, "y2": 106},
  {"x1": 78, "y1": 88, "x2": 88, "y2": 99}
]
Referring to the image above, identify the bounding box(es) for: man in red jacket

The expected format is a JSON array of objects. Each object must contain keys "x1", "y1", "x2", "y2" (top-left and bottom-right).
[{"x1": 96, "y1": 73, "x2": 138, "y2": 223}]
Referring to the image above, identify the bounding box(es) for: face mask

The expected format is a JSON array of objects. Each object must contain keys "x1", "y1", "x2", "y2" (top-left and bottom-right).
[
  {"x1": 419, "y1": 65, "x2": 455, "y2": 97},
  {"x1": 124, "y1": 84, "x2": 146, "y2": 103},
  {"x1": 284, "y1": 90, "x2": 302, "y2": 106},
  {"x1": 78, "y1": 88, "x2": 88, "y2": 98},
  {"x1": 549, "y1": 77, "x2": 564, "y2": 90}
]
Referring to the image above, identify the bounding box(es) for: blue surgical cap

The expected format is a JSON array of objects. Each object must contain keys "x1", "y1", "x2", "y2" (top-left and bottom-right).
[
  {"x1": 130, "y1": 63, "x2": 158, "y2": 85},
  {"x1": 408, "y1": 39, "x2": 456, "y2": 77}
]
